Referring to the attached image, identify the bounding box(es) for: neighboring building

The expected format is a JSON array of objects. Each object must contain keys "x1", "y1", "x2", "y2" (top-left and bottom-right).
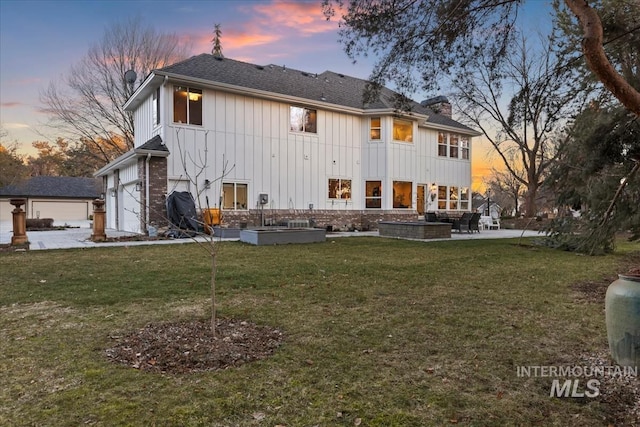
[
  {"x1": 95, "y1": 54, "x2": 480, "y2": 233},
  {"x1": 0, "y1": 176, "x2": 102, "y2": 223}
]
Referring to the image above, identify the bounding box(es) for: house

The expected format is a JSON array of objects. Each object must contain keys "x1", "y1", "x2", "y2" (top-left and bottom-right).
[
  {"x1": 0, "y1": 176, "x2": 102, "y2": 223},
  {"x1": 95, "y1": 54, "x2": 480, "y2": 233}
]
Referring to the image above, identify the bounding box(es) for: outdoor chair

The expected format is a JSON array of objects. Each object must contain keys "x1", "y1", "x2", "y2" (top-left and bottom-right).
[
  {"x1": 452, "y1": 212, "x2": 473, "y2": 232},
  {"x1": 489, "y1": 214, "x2": 501, "y2": 230},
  {"x1": 437, "y1": 212, "x2": 450, "y2": 223},
  {"x1": 425, "y1": 212, "x2": 438, "y2": 222},
  {"x1": 469, "y1": 213, "x2": 481, "y2": 233}
]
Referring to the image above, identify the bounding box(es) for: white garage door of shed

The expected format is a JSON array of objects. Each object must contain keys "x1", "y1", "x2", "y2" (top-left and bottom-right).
[{"x1": 31, "y1": 201, "x2": 90, "y2": 221}]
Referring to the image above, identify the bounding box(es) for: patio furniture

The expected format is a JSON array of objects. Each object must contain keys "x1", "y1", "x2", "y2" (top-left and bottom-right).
[
  {"x1": 469, "y1": 213, "x2": 481, "y2": 233},
  {"x1": 425, "y1": 212, "x2": 438, "y2": 222},
  {"x1": 452, "y1": 212, "x2": 473, "y2": 232},
  {"x1": 479, "y1": 215, "x2": 492, "y2": 230},
  {"x1": 489, "y1": 214, "x2": 501, "y2": 230}
]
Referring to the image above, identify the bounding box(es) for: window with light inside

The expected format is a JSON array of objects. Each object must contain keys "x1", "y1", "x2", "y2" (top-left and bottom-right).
[
  {"x1": 365, "y1": 181, "x2": 382, "y2": 208},
  {"x1": 370, "y1": 117, "x2": 381, "y2": 140},
  {"x1": 393, "y1": 181, "x2": 412, "y2": 208},
  {"x1": 328, "y1": 179, "x2": 352, "y2": 199},
  {"x1": 222, "y1": 183, "x2": 248, "y2": 210},
  {"x1": 173, "y1": 86, "x2": 202, "y2": 125},
  {"x1": 393, "y1": 119, "x2": 413, "y2": 143}
]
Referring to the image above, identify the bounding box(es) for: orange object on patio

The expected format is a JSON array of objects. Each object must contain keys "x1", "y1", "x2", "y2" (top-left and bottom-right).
[{"x1": 203, "y1": 208, "x2": 221, "y2": 227}]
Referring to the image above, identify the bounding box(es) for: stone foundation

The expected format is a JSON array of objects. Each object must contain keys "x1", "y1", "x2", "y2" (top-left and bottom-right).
[
  {"x1": 217, "y1": 209, "x2": 420, "y2": 231},
  {"x1": 378, "y1": 221, "x2": 451, "y2": 239}
]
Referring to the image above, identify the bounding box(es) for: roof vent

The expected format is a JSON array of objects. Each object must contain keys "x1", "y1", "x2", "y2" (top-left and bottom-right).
[
  {"x1": 214, "y1": 56, "x2": 223, "y2": 61},
  {"x1": 256, "y1": 65, "x2": 264, "y2": 70},
  {"x1": 301, "y1": 72, "x2": 308, "y2": 76}
]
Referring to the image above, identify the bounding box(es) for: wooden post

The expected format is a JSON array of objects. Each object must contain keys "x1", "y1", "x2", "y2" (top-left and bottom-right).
[
  {"x1": 91, "y1": 199, "x2": 107, "y2": 242},
  {"x1": 10, "y1": 198, "x2": 28, "y2": 246}
]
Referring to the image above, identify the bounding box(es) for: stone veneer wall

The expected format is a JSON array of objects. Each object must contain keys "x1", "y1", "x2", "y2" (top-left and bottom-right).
[{"x1": 219, "y1": 209, "x2": 420, "y2": 231}]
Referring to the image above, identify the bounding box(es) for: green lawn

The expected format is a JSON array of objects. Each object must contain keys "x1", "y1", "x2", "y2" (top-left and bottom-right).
[{"x1": 1, "y1": 237, "x2": 638, "y2": 426}]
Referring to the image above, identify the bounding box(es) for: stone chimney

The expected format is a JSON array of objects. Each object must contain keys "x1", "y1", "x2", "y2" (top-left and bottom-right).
[{"x1": 421, "y1": 96, "x2": 452, "y2": 118}]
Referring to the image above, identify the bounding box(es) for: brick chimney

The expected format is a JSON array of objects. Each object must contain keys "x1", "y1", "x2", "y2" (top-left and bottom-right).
[{"x1": 421, "y1": 96, "x2": 452, "y2": 118}]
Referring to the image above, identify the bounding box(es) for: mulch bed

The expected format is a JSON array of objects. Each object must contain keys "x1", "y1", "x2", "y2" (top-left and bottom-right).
[{"x1": 105, "y1": 318, "x2": 284, "y2": 374}]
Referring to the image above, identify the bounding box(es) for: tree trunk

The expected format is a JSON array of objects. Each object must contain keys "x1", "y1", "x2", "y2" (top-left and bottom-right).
[
  {"x1": 564, "y1": 0, "x2": 640, "y2": 116},
  {"x1": 211, "y1": 249, "x2": 217, "y2": 336},
  {"x1": 524, "y1": 184, "x2": 538, "y2": 218}
]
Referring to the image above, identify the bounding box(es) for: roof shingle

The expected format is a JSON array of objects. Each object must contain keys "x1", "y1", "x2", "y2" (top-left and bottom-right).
[
  {"x1": 156, "y1": 54, "x2": 476, "y2": 133},
  {"x1": 0, "y1": 176, "x2": 102, "y2": 199}
]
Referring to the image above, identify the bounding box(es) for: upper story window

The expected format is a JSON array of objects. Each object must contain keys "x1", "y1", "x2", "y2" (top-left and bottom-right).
[
  {"x1": 152, "y1": 87, "x2": 160, "y2": 126},
  {"x1": 328, "y1": 179, "x2": 351, "y2": 199},
  {"x1": 438, "y1": 132, "x2": 448, "y2": 157},
  {"x1": 290, "y1": 106, "x2": 317, "y2": 133},
  {"x1": 449, "y1": 135, "x2": 459, "y2": 158},
  {"x1": 438, "y1": 132, "x2": 470, "y2": 160},
  {"x1": 461, "y1": 136, "x2": 469, "y2": 160},
  {"x1": 173, "y1": 86, "x2": 202, "y2": 125},
  {"x1": 393, "y1": 119, "x2": 413, "y2": 143},
  {"x1": 370, "y1": 117, "x2": 381, "y2": 140}
]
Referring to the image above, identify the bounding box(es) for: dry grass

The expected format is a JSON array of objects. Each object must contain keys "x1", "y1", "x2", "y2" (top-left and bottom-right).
[{"x1": 0, "y1": 237, "x2": 638, "y2": 426}]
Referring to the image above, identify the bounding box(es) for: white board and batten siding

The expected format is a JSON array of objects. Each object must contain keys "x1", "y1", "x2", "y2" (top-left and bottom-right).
[
  {"x1": 133, "y1": 92, "x2": 162, "y2": 148},
  {"x1": 163, "y1": 89, "x2": 366, "y2": 211}
]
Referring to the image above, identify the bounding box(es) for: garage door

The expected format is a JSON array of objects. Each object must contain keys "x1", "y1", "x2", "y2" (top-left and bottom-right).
[
  {"x1": 120, "y1": 184, "x2": 141, "y2": 233},
  {"x1": 31, "y1": 201, "x2": 90, "y2": 221},
  {"x1": 0, "y1": 199, "x2": 13, "y2": 224}
]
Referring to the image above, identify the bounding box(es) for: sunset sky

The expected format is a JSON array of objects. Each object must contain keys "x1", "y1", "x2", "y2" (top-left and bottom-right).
[{"x1": 0, "y1": 0, "x2": 554, "y2": 191}]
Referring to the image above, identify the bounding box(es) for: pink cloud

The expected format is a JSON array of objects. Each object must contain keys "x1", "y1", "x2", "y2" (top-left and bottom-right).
[
  {"x1": 1, "y1": 102, "x2": 22, "y2": 108},
  {"x1": 250, "y1": 1, "x2": 337, "y2": 35},
  {"x1": 184, "y1": 0, "x2": 338, "y2": 59}
]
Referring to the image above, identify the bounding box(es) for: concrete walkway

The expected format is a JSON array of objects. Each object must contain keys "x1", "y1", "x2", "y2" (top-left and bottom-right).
[{"x1": 0, "y1": 220, "x2": 544, "y2": 251}]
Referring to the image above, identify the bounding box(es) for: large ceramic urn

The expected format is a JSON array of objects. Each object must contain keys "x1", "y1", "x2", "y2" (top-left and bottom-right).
[{"x1": 605, "y1": 268, "x2": 640, "y2": 368}]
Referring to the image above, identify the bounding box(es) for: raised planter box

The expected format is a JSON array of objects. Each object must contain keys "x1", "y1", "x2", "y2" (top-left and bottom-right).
[
  {"x1": 378, "y1": 221, "x2": 451, "y2": 239},
  {"x1": 240, "y1": 228, "x2": 326, "y2": 246},
  {"x1": 211, "y1": 227, "x2": 242, "y2": 238}
]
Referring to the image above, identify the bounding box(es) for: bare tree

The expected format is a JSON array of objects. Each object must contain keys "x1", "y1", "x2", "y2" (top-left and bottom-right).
[
  {"x1": 452, "y1": 34, "x2": 578, "y2": 216},
  {"x1": 115, "y1": 128, "x2": 234, "y2": 335},
  {"x1": 323, "y1": 0, "x2": 640, "y2": 116},
  {"x1": 40, "y1": 17, "x2": 190, "y2": 165},
  {"x1": 487, "y1": 168, "x2": 525, "y2": 216}
]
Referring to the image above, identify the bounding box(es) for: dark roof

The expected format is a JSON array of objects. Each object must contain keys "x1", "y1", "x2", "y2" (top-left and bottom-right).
[
  {"x1": 0, "y1": 176, "x2": 102, "y2": 199},
  {"x1": 138, "y1": 135, "x2": 168, "y2": 152},
  {"x1": 156, "y1": 54, "x2": 476, "y2": 133}
]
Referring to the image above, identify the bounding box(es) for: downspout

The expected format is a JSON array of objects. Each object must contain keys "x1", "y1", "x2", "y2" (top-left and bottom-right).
[{"x1": 146, "y1": 152, "x2": 151, "y2": 230}]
